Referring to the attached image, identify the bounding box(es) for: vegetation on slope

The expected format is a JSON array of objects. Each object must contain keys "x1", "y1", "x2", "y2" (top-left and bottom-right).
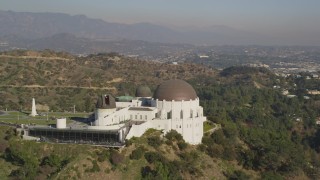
[
  {"x1": 0, "y1": 50, "x2": 213, "y2": 112},
  {"x1": 0, "y1": 126, "x2": 256, "y2": 180},
  {"x1": 1, "y1": 50, "x2": 320, "y2": 179},
  {"x1": 192, "y1": 74, "x2": 320, "y2": 179}
]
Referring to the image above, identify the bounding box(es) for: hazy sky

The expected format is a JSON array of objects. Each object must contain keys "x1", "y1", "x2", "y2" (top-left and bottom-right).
[{"x1": 1, "y1": 0, "x2": 320, "y2": 36}]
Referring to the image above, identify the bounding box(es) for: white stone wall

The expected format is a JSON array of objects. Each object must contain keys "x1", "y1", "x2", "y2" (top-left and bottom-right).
[
  {"x1": 88, "y1": 124, "x2": 126, "y2": 130},
  {"x1": 94, "y1": 108, "x2": 128, "y2": 126},
  {"x1": 150, "y1": 119, "x2": 170, "y2": 131},
  {"x1": 126, "y1": 121, "x2": 152, "y2": 140},
  {"x1": 131, "y1": 99, "x2": 142, "y2": 107},
  {"x1": 95, "y1": 107, "x2": 158, "y2": 126},
  {"x1": 95, "y1": 97, "x2": 206, "y2": 145},
  {"x1": 150, "y1": 98, "x2": 205, "y2": 145},
  {"x1": 115, "y1": 102, "x2": 132, "y2": 108},
  {"x1": 128, "y1": 109, "x2": 157, "y2": 121}
]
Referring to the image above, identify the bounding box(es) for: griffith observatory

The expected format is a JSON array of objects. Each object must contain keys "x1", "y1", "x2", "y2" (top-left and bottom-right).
[
  {"x1": 25, "y1": 79, "x2": 206, "y2": 146},
  {"x1": 93, "y1": 79, "x2": 206, "y2": 145}
]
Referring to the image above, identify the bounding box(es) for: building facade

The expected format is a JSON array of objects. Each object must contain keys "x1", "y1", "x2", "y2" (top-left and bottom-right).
[{"x1": 93, "y1": 79, "x2": 206, "y2": 145}]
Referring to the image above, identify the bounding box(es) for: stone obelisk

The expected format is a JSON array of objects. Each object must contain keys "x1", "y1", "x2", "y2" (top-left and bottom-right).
[{"x1": 30, "y1": 98, "x2": 38, "y2": 117}]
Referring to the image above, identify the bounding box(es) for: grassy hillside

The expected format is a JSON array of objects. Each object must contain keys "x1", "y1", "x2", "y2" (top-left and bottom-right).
[
  {"x1": 0, "y1": 126, "x2": 258, "y2": 180},
  {"x1": 1, "y1": 50, "x2": 320, "y2": 179},
  {"x1": 0, "y1": 50, "x2": 214, "y2": 112}
]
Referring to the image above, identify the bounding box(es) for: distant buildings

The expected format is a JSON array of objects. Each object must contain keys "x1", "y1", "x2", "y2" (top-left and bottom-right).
[
  {"x1": 199, "y1": 55, "x2": 209, "y2": 58},
  {"x1": 308, "y1": 90, "x2": 320, "y2": 95}
]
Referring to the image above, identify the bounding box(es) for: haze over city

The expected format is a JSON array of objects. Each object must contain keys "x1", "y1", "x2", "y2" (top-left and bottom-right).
[{"x1": 1, "y1": 0, "x2": 320, "y2": 45}]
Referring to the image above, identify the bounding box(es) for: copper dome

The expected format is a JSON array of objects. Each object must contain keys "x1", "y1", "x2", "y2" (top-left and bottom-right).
[
  {"x1": 135, "y1": 85, "x2": 152, "y2": 97},
  {"x1": 153, "y1": 79, "x2": 197, "y2": 101}
]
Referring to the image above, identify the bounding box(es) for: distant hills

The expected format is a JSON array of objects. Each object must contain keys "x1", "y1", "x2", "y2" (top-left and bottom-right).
[{"x1": 0, "y1": 10, "x2": 277, "y2": 46}]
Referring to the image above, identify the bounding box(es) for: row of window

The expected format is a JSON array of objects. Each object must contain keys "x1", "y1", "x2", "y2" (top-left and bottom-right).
[
  {"x1": 175, "y1": 123, "x2": 201, "y2": 129},
  {"x1": 128, "y1": 111, "x2": 202, "y2": 121},
  {"x1": 130, "y1": 114, "x2": 148, "y2": 120}
]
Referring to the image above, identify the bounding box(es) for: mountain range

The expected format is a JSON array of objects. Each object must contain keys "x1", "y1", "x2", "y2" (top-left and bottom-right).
[{"x1": 0, "y1": 10, "x2": 279, "y2": 46}]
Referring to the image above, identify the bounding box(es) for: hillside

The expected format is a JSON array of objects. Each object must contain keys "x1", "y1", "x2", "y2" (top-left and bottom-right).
[
  {"x1": 0, "y1": 126, "x2": 258, "y2": 180},
  {"x1": 0, "y1": 50, "x2": 214, "y2": 112},
  {"x1": 1, "y1": 50, "x2": 320, "y2": 179}
]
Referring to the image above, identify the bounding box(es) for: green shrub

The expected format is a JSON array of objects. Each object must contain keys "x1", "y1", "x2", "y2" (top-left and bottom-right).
[
  {"x1": 177, "y1": 141, "x2": 188, "y2": 150},
  {"x1": 197, "y1": 144, "x2": 206, "y2": 152},
  {"x1": 147, "y1": 136, "x2": 162, "y2": 148},
  {"x1": 125, "y1": 139, "x2": 133, "y2": 147},
  {"x1": 97, "y1": 149, "x2": 110, "y2": 162},
  {"x1": 226, "y1": 170, "x2": 251, "y2": 180},
  {"x1": 165, "y1": 140, "x2": 173, "y2": 146},
  {"x1": 91, "y1": 160, "x2": 100, "y2": 172},
  {"x1": 144, "y1": 152, "x2": 165, "y2": 164},
  {"x1": 222, "y1": 147, "x2": 236, "y2": 161},
  {"x1": 207, "y1": 144, "x2": 224, "y2": 158},
  {"x1": 130, "y1": 146, "x2": 145, "y2": 160},
  {"x1": 5, "y1": 129, "x2": 16, "y2": 140},
  {"x1": 165, "y1": 130, "x2": 183, "y2": 142},
  {"x1": 261, "y1": 171, "x2": 283, "y2": 180},
  {"x1": 141, "y1": 161, "x2": 183, "y2": 180},
  {"x1": 42, "y1": 154, "x2": 62, "y2": 167},
  {"x1": 179, "y1": 151, "x2": 199, "y2": 163}
]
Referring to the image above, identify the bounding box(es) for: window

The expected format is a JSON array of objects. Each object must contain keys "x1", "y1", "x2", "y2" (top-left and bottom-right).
[
  {"x1": 140, "y1": 115, "x2": 142, "y2": 119},
  {"x1": 180, "y1": 110, "x2": 183, "y2": 119},
  {"x1": 135, "y1": 115, "x2": 137, "y2": 119},
  {"x1": 190, "y1": 110, "x2": 193, "y2": 118},
  {"x1": 167, "y1": 111, "x2": 171, "y2": 119},
  {"x1": 145, "y1": 115, "x2": 147, "y2": 120}
]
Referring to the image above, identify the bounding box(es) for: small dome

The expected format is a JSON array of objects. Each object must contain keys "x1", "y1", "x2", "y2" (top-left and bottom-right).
[
  {"x1": 135, "y1": 85, "x2": 152, "y2": 97},
  {"x1": 153, "y1": 79, "x2": 197, "y2": 101},
  {"x1": 116, "y1": 96, "x2": 134, "y2": 102},
  {"x1": 96, "y1": 94, "x2": 116, "y2": 109}
]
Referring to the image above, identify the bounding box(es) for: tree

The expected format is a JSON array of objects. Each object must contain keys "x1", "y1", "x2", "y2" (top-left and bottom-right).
[
  {"x1": 42, "y1": 154, "x2": 62, "y2": 167},
  {"x1": 147, "y1": 136, "x2": 162, "y2": 148},
  {"x1": 130, "y1": 146, "x2": 145, "y2": 160},
  {"x1": 84, "y1": 96, "x2": 93, "y2": 112},
  {"x1": 165, "y1": 130, "x2": 183, "y2": 142}
]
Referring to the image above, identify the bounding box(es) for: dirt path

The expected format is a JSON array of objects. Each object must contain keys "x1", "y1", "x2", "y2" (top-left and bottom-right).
[
  {"x1": 0, "y1": 85, "x2": 116, "y2": 90},
  {"x1": 205, "y1": 123, "x2": 221, "y2": 134},
  {"x1": 0, "y1": 55, "x2": 73, "y2": 61}
]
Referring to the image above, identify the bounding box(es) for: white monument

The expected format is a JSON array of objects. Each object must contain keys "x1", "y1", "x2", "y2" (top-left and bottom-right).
[{"x1": 30, "y1": 98, "x2": 38, "y2": 117}]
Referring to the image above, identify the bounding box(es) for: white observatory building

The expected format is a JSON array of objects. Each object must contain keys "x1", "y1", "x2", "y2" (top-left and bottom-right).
[{"x1": 92, "y1": 79, "x2": 206, "y2": 145}]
